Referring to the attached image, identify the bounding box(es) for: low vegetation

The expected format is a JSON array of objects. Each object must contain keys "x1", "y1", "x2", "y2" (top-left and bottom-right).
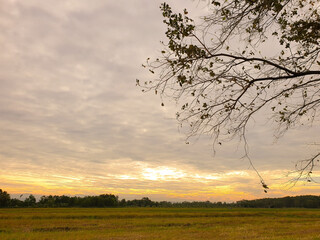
[{"x1": 1, "y1": 208, "x2": 320, "y2": 239}]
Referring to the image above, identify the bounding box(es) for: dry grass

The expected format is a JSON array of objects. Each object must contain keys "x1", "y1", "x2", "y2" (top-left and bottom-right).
[{"x1": 0, "y1": 208, "x2": 320, "y2": 239}]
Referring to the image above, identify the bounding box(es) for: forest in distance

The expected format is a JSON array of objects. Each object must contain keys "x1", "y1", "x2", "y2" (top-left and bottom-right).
[{"x1": 1, "y1": 189, "x2": 320, "y2": 208}]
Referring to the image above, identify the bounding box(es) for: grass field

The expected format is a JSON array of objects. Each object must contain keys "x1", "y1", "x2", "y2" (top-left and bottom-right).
[{"x1": 1, "y1": 208, "x2": 320, "y2": 239}]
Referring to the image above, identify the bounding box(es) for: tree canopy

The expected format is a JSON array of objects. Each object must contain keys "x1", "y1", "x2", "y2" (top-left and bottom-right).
[
  {"x1": 139, "y1": 0, "x2": 320, "y2": 188},
  {"x1": 2, "y1": 189, "x2": 320, "y2": 208}
]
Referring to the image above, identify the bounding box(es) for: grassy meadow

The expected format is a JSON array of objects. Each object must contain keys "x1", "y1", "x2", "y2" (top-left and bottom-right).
[{"x1": 1, "y1": 207, "x2": 320, "y2": 240}]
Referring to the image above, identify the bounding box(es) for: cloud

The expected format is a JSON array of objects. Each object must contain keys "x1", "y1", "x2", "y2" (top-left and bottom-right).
[{"x1": 0, "y1": 0, "x2": 319, "y2": 201}]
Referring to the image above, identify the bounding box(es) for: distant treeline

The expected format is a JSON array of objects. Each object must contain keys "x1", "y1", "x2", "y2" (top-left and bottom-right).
[
  {"x1": 1, "y1": 189, "x2": 320, "y2": 208},
  {"x1": 237, "y1": 195, "x2": 320, "y2": 208}
]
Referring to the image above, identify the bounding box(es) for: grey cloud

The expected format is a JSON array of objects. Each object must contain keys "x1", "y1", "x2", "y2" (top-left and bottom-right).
[{"x1": 0, "y1": 0, "x2": 318, "y2": 200}]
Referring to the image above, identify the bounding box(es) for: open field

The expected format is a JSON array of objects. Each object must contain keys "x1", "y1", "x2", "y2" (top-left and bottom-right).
[{"x1": 1, "y1": 208, "x2": 320, "y2": 240}]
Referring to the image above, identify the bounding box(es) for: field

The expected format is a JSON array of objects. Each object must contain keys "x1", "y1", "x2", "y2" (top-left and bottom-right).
[{"x1": 1, "y1": 208, "x2": 320, "y2": 240}]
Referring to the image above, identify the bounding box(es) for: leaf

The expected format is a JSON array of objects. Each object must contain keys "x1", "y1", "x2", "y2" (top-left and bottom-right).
[
  {"x1": 212, "y1": 1, "x2": 221, "y2": 6},
  {"x1": 261, "y1": 181, "x2": 269, "y2": 189}
]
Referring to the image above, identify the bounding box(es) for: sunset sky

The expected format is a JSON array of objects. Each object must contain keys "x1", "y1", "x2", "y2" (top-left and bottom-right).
[{"x1": 1, "y1": 0, "x2": 319, "y2": 202}]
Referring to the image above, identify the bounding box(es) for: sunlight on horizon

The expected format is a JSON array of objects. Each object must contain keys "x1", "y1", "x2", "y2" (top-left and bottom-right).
[{"x1": 2, "y1": 165, "x2": 320, "y2": 202}]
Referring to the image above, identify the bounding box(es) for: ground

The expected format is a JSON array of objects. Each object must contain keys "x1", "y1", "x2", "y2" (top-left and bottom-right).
[{"x1": 1, "y1": 208, "x2": 320, "y2": 239}]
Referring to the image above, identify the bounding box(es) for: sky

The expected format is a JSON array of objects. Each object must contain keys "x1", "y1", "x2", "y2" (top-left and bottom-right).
[{"x1": 0, "y1": 0, "x2": 319, "y2": 202}]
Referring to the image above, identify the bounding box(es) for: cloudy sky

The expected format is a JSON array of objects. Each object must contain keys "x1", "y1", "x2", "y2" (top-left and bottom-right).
[{"x1": 1, "y1": 0, "x2": 319, "y2": 202}]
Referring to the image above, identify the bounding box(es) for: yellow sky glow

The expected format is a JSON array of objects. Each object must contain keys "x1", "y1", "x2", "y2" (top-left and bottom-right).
[{"x1": 2, "y1": 165, "x2": 319, "y2": 202}]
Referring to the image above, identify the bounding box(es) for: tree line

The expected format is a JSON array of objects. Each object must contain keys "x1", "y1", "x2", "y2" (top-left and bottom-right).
[
  {"x1": 1, "y1": 189, "x2": 320, "y2": 208},
  {"x1": 236, "y1": 195, "x2": 320, "y2": 208}
]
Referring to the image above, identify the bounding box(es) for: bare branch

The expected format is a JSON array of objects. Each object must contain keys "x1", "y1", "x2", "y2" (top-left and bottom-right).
[{"x1": 140, "y1": 1, "x2": 320, "y2": 189}]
